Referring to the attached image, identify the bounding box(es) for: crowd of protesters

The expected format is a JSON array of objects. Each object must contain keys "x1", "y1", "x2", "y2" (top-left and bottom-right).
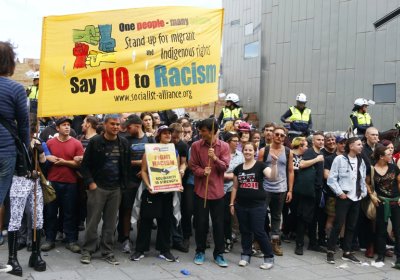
[{"x1": 1, "y1": 41, "x2": 400, "y2": 277}]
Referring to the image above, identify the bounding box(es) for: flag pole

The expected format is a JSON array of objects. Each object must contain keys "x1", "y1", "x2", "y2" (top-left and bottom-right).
[{"x1": 204, "y1": 102, "x2": 218, "y2": 208}]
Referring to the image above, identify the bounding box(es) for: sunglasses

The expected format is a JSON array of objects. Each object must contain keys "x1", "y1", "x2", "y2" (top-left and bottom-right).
[{"x1": 274, "y1": 133, "x2": 286, "y2": 138}]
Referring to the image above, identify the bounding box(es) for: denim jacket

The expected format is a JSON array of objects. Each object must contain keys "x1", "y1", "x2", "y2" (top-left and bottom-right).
[{"x1": 327, "y1": 154, "x2": 367, "y2": 198}]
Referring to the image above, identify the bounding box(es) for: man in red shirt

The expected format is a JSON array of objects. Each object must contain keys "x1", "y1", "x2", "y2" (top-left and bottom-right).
[
  {"x1": 189, "y1": 118, "x2": 230, "y2": 267},
  {"x1": 41, "y1": 117, "x2": 84, "y2": 253}
]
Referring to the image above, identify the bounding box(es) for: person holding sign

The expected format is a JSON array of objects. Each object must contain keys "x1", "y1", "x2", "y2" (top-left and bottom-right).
[
  {"x1": 230, "y1": 142, "x2": 278, "y2": 269},
  {"x1": 131, "y1": 126, "x2": 182, "y2": 262},
  {"x1": 189, "y1": 118, "x2": 231, "y2": 267}
]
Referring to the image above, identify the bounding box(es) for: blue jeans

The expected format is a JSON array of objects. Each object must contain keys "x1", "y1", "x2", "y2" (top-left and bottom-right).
[
  {"x1": 44, "y1": 182, "x2": 78, "y2": 242},
  {"x1": 235, "y1": 204, "x2": 274, "y2": 257},
  {"x1": 0, "y1": 157, "x2": 16, "y2": 205}
]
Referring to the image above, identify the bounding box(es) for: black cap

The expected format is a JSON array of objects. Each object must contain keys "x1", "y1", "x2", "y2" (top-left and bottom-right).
[
  {"x1": 123, "y1": 114, "x2": 142, "y2": 127},
  {"x1": 55, "y1": 117, "x2": 72, "y2": 126}
]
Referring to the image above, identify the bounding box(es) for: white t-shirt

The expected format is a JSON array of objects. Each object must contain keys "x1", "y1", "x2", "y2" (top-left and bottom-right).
[{"x1": 346, "y1": 155, "x2": 361, "y2": 201}]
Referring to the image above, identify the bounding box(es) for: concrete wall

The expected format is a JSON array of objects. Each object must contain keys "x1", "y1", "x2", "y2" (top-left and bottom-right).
[{"x1": 223, "y1": 0, "x2": 400, "y2": 131}]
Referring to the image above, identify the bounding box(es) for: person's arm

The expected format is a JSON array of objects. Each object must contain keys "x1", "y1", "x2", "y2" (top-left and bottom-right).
[
  {"x1": 189, "y1": 143, "x2": 206, "y2": 177},
  {"x1": 179, "y1": 156, "x2": 187, "y2": 178},
  {"x1": 286, "y1": 151, "x2": 294, "y2": 202},
  {"x1": 81, "y1": 140, "x2": 96, "y2": 189},
  {"x1": 141, "y1": 153, "x2": 153, "y2": 193},
  {"x1": 263, "y1": 154, "x2": 278, "y2": 180},
  {"x1": 208, "y1": 144, "x2": 230, "y2": 173},
  {"x1": 397, "y1": 172, "x2": 400, "y2": 206},
  {"x1": 15, "y1": 84, "x2": 30, "y2": 147},
  {"x1": 229, "y1": 175, "x2": 239, "y2": 216},
  {"x1": 299, "y1": 155, "x2": 324, "y2": 169},
  {"x1": 327, "y1": 157, "x2": 346, "y2": 199},
  {"x1": 258, "y1": 147, "x2": 265, "y2": 162},
  {"x1": 308, "y1": 113, "x2": 312, "y2": 129},
  {"x1": 323, "y1": 168, "x2": 330, "y2": 180},
  {"x1": 217, "y1": 110, "x2": 224, "y2": 124},
  {"x1": 280, "y1": 109, "x2": 292, "y2": 123},
  {"x1": 366, "y1": 174, "x2": 380, "y2": 206}
]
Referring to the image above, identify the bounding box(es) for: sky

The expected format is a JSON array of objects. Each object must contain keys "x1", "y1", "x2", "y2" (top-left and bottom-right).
[{"x1": 0, "y1": 0, "x2": 222, "y2": 60}]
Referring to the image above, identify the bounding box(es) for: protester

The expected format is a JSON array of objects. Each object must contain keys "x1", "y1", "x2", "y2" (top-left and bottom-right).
[
  {"x1": 42, "y1": 117, "x2": 84, "y2": 253},
  {"x1": 258, "y1": 126, "x2": 294, "y2": 256},
  {"x1": 130, "y1": 125, "x2": 181, "y2": 262},
  {"x1": 140, "y1": 112, "x2": 156, "y2": 138},
  {"x1": 368, "y1": 145, "x2": 400, "y2": 269},
  {"x1": 230, "y1": 142, "x2": 277, "y2": 269},
  {"x1": 326, "y1": 137, "x2": 367, "y2": 264},
  {"x1": 189, "y1": 118, "x2": 230, "y2": 267},
  {"x1": 80, "y1": 114, "x2": 130, "y2": 265},
  {"x1": 7, "y1": 128, "x2": 47, "y2": 276},
  {"x1": 117, "y1": 114, "x2": 151, "y2": 254},
  {"x1": 0, "y1": 41, "x2": 29, "y2": 273}
]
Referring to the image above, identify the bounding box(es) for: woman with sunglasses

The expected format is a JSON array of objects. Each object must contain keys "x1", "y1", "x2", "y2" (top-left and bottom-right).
[
  {"x1": 230, "y1": 142, "x2": 277, "y2": 269},
  {"x1": 368, "y1": 145, "x2": 400, "y2": 269}
]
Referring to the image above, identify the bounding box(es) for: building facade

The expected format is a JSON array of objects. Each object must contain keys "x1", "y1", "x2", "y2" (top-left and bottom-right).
[{"x1": 222, "y1": 0, "x2": 399, "y2": 131}]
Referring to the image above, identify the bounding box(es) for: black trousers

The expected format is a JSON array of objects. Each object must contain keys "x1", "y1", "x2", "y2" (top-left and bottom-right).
[
  {"x1": 223, "y1": 192, "x2": 232, "y2": 240},
  {"x1": 375, "y1": 202, "x2": 400, "y2": 257},
  {"x1": 194, "y1": 194, "x2": 224, "y2": 257},
  {"x1": 327, "y1": 198, "x2": 360, "y2": 252},
  {"x1": 135, "y1": 192, "x2": 173, "y2": 253},
  {"x1": 181, "y1": 184, "x2": 194, "y2": 239}
]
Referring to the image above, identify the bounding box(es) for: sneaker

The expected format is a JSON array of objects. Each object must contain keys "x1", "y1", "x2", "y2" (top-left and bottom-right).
[
  {"x1": 65, "y1": 242, "x2": 81, "y2": 253},
  {"x1": 0, "y1": 263, "x2": 12, "y2": 273},
  {"x1": 102, "y1": 254, "x2": 120, "y2": 265},
  {"x1": 214, "y1": 254, "x2": 228, "y2": 267},
  {"x1": 252, "y1": 249, "x2": 264, "y2": 258},
  {"x1": 194, "y1": 252, "x2": 205, "y2": 265},
  {"x1": 130, "y1": 251, "x2": 144, "y2": 261},
  {"x1": 260, "y1": 257, "x2": 274, "y2": 270},
  {"x1": 308, "y1": 244, "x2": 327, "y2": 253},
  {"x1": 342, "y1": 252, "x2": 361, "y2": 264},
  {"x1": 122, "y1": 239, "x2": 132, "y2": 254},
  {"x1": 172, "y1": 242, "x2": 189, "y2": 253},
  {"x1": 41, "y1": 241, "x2": 55, "y2": 252},
  {"x1": 295, "y1": 244, "x2": 304, "y2": 255},
  {"x1": 224, "y1": 239, "x2": 233, "y2": 253},
  {"x1": 56, "y1": 231, "x2": 64, "y2": 241},
  {"x1": 238, "y1": 254, "x2": 250, "y2": 267},
  {"x1": 159, "y1": 251, "x2": 177, "y2": 262},
  {"x1": 327, "y1": 251, "x2": 335, "y2": 264},
  {"x1": 80, "y1": 252, "x2": 91, "y2": 264}
]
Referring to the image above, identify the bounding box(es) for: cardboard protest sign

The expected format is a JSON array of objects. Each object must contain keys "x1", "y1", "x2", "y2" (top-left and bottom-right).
[
  {"x1": 145, "y1": 143, "x2": 182, "y2": 193},
  {"x1": 38, "y1": 7, "x2": 223, "y2": 117}
]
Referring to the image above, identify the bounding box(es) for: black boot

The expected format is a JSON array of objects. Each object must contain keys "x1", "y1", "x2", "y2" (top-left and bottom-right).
[
  {"x1": 7, "y1": 230, "x2": 23, "y2": 277},
  {"x1": 29, "y1": 229, "x2": 46, "y2": 272}
]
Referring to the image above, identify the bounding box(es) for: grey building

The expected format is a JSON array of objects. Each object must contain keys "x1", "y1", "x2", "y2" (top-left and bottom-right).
[{"x1": 222, "y1": 0, "x2": 399, "y2": 131}]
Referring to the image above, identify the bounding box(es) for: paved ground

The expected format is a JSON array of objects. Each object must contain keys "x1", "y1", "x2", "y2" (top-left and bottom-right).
[{"x1": 0, "y1": 231, "x2": 399, "y2": 280}]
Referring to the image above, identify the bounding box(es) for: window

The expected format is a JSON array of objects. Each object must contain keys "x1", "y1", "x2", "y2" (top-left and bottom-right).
[
  {"x1": 231, "y1": 19, "x2": 240, "y2": 26},
  {"x1": 373, "y1": 83, "x2": 396, "y2": 103},
  {"x1": 244, "y1": 41, "x2": 259, "y2": 59},
  {"x1": 245, "y1": 23, "x2": 253, "y2": 35}
]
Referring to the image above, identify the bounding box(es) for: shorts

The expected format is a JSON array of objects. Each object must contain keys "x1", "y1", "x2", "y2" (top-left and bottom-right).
[{"x1": 325, "y1": 197, "x2": 336, "y2": 217}]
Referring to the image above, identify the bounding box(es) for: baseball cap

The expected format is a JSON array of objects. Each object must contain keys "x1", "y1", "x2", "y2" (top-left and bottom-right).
[
  {"x1": 55, "y1": 117, "x2": 72, "y2": 126},
  {"x1": 156, "y1": 125, "x2": 174, "y2": 137},
  {"x1": 335, "y1": 136, "x2": 347, "y2": 143},
  {"x1": 123, "y1": 114, "x2": 142, "y2": 127}
]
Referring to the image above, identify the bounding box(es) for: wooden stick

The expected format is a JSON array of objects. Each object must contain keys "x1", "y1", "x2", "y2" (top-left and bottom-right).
[
  {"x1": 204, "y1": 102, "x2": 218, "y2": 208},
  {"x1": 33, "y1": 118, "x2": 39, "y2": 242}
]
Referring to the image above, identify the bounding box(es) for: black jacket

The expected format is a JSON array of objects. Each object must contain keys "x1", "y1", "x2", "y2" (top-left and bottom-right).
[{"x1": 81, "y1": 134, "x2": 131, "y2": 189}]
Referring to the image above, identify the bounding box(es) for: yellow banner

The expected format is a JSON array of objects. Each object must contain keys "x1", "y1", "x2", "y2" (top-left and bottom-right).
[
  {"x1": 145, "y1": 143, "x2": 182, "y2": 193},
  {"x1": 38, "y1": 7, "x2": 223, "y2": 117}
]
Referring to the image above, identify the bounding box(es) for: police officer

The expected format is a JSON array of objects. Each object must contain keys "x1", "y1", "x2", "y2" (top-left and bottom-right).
[
  {"x1": 218, "y1": 93, "x2": 243, "y2": 126},
  {"x1": 26, "y1": 71, "x2": 39, "y2": 118},
  {"x1": 281, "y1": 93, "x2": 312, "y2": 136},
  {"x1": 350, "y1": 98, "x2": 374, "y2": 137}
]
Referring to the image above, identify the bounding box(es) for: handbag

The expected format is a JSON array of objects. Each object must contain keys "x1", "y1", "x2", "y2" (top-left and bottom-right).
[
  {"x1": 361, "y1": 166, "x2": 377, "y2": 220},
  {"x1": 294, "y1": 166, "x2": 316, "y2": 198},
  {"x1": 0, "y1": 115, "x2": 32, "y2": 177},
  {"x1": 37, "y1": 164, "x2": 56, "y2": 204}
]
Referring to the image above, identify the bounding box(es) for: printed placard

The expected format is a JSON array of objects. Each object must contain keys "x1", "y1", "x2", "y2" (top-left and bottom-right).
[{"x1": 145, "y1": 143, "x2": 182, "y2": 193}]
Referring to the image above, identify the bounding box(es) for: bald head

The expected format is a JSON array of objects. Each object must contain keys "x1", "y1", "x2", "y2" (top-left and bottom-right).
[{"x1": 365, "y1": 127, "x2": 379, "y2": 146}]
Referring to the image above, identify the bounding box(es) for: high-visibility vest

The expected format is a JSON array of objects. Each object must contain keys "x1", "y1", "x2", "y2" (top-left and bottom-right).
[
  {"x1": 27, "y1": 86, "x2": 39, "y2": 100},
  {"x1": 222, "y1": 107, "x2": 242, "y2": 120},
  {"x1": 288, "y1": 106, "x2": 311, "y2": 123},
  {"x1": 350, "y1": 111, "x2": 372, "y2": 126}
]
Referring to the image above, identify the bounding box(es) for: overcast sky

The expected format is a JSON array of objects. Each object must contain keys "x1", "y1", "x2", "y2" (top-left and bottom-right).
[{"x1": 0, "y1": 0, "x2": 222, "y2": 60}]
